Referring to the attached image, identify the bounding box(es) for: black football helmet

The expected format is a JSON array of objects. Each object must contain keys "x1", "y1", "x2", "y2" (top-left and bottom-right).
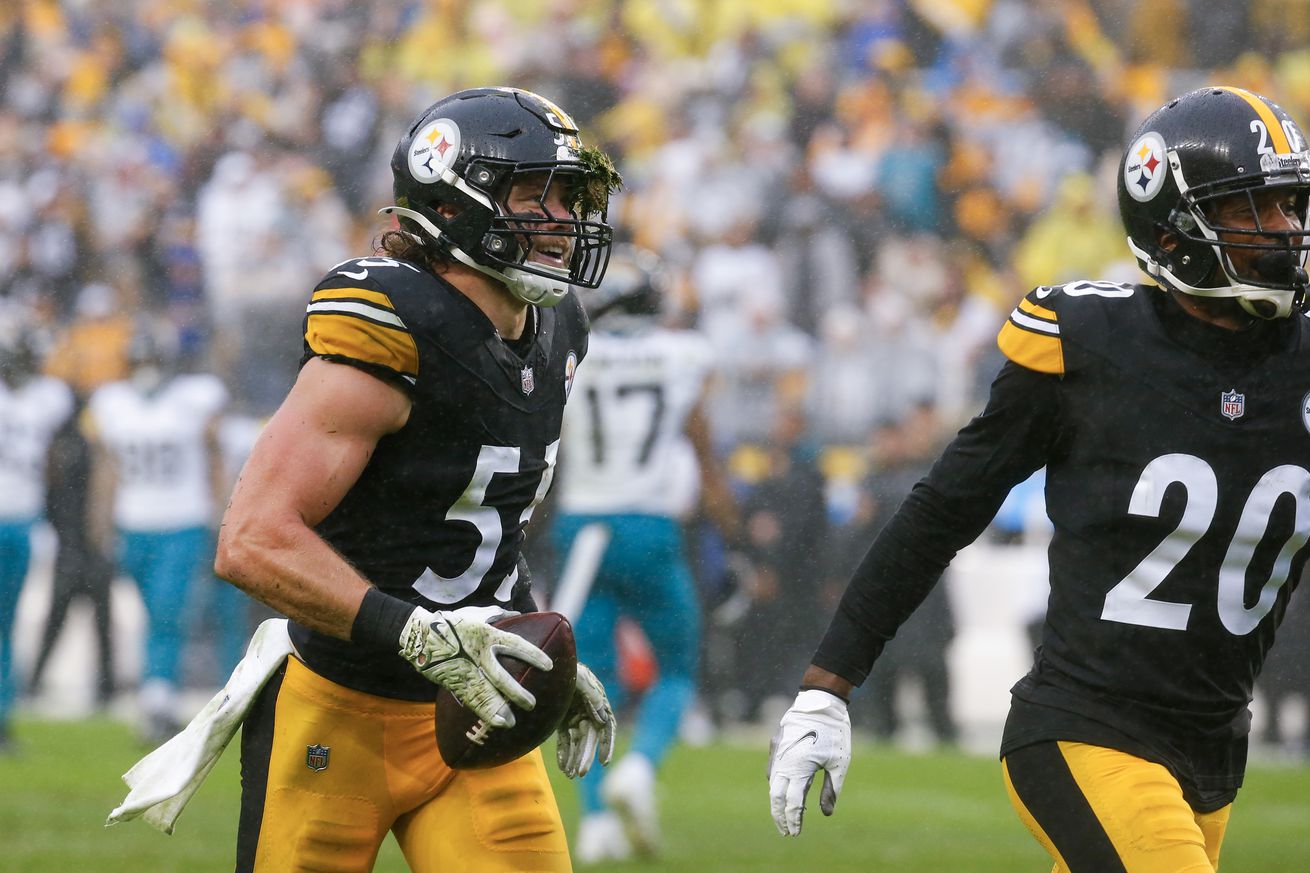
[
  {"x1": 0, "y1": 307, "x2": 38, "y2": 386},
  {"x1": 1119, "y1": 86, "x2": 1310, "y2": 318},
  {"x1": 381, "y1": 87, "x2": 621, "y2": 307},
  {"x1": 583, "y1": 244, "x2": 669, "y2": 324}
]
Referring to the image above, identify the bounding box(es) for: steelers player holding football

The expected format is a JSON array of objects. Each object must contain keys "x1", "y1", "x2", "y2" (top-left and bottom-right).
[
  {"x1": 214, "y1": 88, "x2": 619, "y2": 873},
  {"x1": 769, "y1": 86, "x2": 1310, "y2": 873}
]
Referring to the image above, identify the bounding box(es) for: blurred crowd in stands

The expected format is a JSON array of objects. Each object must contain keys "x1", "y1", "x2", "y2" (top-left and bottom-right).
[{"x1": 1, "y1": 0, "x2": 1308, "y2": 752}]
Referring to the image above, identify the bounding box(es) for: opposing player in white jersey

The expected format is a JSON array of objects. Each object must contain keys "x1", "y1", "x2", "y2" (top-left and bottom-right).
[
  {"x1": 0, "y1": 309, "x2": 73, "y2": 752},
  {"x1": 553, "y1": 247, "x2": 741, "y2": 862},
  {"x1": 86, "y1": 319, "x2": 228, "y2": 742}
]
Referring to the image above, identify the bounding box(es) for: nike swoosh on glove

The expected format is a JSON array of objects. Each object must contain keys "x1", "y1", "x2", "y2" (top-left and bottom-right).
[
  {"x1": 399, "y1": 606, "x2": 553, "y2": 729},
  {"x1": 767, "y1": 689, "x2": 851, "y2": 836}
]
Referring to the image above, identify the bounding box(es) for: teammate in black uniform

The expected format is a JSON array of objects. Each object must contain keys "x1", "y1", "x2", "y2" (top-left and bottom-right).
[
  {"x1": 215, "y1": 87, "x2": 621, "y2": 873},
  {"x1": 768, "y1": 86, "x2": 1310, "y2": 873}
]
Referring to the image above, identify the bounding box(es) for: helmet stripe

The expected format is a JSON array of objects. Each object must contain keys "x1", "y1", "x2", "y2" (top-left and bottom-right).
[{"x1": 1218, "y1": 86, "x2": 1292, "y2": 153}]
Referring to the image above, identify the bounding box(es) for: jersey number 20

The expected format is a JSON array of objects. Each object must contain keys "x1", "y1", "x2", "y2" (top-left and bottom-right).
[{"x1": 1101, "y1": 454, "x2": 1310, "y2": 634}]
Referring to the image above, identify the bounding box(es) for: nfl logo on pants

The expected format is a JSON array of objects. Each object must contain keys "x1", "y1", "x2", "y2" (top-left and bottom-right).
[
  {"x1": 306, "y1": 744, "x2": 330, "y2": 772},
  {"x1": 1221, "y1": 388, "x2": 1245, "y2": 421}
]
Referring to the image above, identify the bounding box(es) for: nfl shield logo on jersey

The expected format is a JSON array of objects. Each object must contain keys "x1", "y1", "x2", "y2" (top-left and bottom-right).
[
  {"x1": 521, "y1": 365, "x2": 535, "y2": 395},
  {"x1": 306, "y1": 744, "x2": 330, "y2": 772},
  {"x1": 1221, "y1": 388, "x2": 1245, "y2": 421}
]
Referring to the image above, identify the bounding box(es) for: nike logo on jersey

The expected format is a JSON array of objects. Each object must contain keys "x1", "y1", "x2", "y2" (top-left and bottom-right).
[
  {"x1": 780, "y1": 730, "x2": 819, "y2": 758},
  {"x1": 330, "y1": 258, "x2": 422, "y2": 282}
]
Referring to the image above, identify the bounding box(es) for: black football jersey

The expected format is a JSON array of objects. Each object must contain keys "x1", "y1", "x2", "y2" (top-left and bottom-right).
[
  {"x1": 815, "y1": 280, "x2": 1310, "y2": 802},
  {"x1": 1005, "y1": 282, "x2": 1310, "y2": 803},
  {"x1": 289, "y1": 256, "x2": 588, "y2": 699}
]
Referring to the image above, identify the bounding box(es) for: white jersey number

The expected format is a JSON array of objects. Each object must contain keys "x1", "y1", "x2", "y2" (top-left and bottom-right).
[
  {"x1": 1100, "y1": 454, "x2": 1310, "y2": 634},
  {"x1": 117, "y1": 438, "x2": 185, "y2": 486},
  {"x1": 413, "y1": 441, "x2": 558, "y2": 604}
]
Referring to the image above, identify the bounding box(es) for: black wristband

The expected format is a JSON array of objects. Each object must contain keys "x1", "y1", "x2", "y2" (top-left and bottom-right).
[
  {"x1": 799, "y1": 684, "x2": 850, "y2": 704},
  {"x1": 351, "y1": 587, "x2": 417, "y2": 651}
]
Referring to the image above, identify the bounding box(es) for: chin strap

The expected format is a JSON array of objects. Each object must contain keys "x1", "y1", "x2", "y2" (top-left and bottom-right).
[
  {"x1": 1139, "y1": 151, "x2": 1307, "y2": 318},
  {"x1": 379, "y1": 205, "x2": 569, "y2": 308},
  {"x1": 446, "y1": 245, "x2": 570, "y2": 307},
  {"x1": 1126, "y1": 236, "x2": 1301, "y2": 319}
]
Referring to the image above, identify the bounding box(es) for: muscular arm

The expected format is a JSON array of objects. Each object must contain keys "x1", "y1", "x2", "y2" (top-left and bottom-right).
[
  {"x1": 804, "y1": 362, "x2": 1064, "y2": 695},
  {"x1": 213, "y1": 356, "x2": 411, "y2": 640}
]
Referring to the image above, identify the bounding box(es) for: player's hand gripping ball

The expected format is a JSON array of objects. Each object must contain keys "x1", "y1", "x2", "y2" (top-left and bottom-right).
[{"x1": 434, "y1": 612, "x2": 578, "y2": 769}]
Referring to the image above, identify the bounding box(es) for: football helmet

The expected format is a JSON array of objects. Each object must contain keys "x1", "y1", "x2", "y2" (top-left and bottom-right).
[
  {"x1": 127, "y1": 317, "x2": 181, "y2": 393},
  {"x1": 381, "y1": 87, "x2": 621, "y2": 307},
  {"x1": 1119, "y1": 86, "x2": 1310, "y2": 318},
  {"x1": 583, "y1": 244, "x2": 668, "y2": 325},
  {"x1": 0, "y1": 306, "x2": 38, "y2": 386}
]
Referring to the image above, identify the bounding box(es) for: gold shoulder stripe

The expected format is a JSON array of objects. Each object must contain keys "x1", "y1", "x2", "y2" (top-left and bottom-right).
[
  {"x1": 998, "y1": 320, "x2": 1064, "y2": 374},
  {"x1": 1219, "y1": 86, "x2": 1292, "y2": 153},
  {"x1": 306, "y1": 312, "x2": 419, "y2": 378},
  {"x1": 1018, "y1": 297, "x2": 1058, "y2": 322},
  {"x1": 312, "y1": 286, "x2": 396, "y2": 310}
]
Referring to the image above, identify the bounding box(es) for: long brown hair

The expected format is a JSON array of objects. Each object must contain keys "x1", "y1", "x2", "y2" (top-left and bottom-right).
[{"x1": 375, "y1": 229, "x2": 452, "y2": 276}]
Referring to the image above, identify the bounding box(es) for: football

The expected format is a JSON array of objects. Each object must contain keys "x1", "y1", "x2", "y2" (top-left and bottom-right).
[{"x1": 434, "y1": 611, "x2": 578, "y2": 769}]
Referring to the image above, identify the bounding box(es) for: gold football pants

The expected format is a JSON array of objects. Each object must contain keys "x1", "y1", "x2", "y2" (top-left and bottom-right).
[
  {"x1": 237, "y1": 656, "x2": 571, "y2": 872},
  {"x1": 1003, "y1": 741, "x2": 1230, "y2": 873}
]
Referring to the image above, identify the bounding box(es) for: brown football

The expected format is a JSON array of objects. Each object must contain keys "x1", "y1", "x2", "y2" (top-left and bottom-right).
[{"x1": 434, "y1": 611, "x2": 578, "y2": 769}]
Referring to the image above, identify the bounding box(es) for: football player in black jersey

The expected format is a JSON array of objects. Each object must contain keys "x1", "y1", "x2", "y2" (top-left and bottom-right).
[
  {"x1": 213, "y1": 87, "x2": 621, "y2": 873},
  {"x1": 768, "y1": 86, "x2": 1310, "y2": 873}
]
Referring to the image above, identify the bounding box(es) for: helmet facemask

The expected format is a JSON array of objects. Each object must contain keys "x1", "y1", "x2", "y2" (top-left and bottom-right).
[
  {"x1": 1175, "y1": 168, "x2": 1310, "y2": 318},
  {"x1": 481, "y1": 161, "x2": 615, "y2": 295},
  {"x1": 382, "y1": 88, "x2": 621, "y2": 307},
  {"x1": 1119, "y1": 87, "x2": 1310, "y2": 320}
]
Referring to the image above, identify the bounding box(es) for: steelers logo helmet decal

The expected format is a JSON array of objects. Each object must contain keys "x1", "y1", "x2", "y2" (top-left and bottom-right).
[
  {"x1": 408, "y1": 119, "x2": 461, "y2": 183},
  {"x1": 1124, "y1": 132, "x2": 1168, "y2": 202}
]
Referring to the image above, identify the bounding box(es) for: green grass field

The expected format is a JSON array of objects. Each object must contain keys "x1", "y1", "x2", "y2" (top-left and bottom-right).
[{"x1": 2, "y1": 717, "x2": 1308, "y2": 872}]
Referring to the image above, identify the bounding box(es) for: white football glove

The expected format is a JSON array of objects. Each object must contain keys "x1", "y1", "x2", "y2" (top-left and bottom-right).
[
  {"x1": 767, "y1": 689, "x2": 851, "y2": 836},
  {"x1": 556, "y1": 662, "x2": 616, "y2": 778},
  {"x1": 398, "y1": 605, "x2": 553, "y2": 729}
]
